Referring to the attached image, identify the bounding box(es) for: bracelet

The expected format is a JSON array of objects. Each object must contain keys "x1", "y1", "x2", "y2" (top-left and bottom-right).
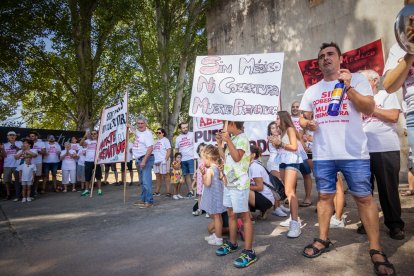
[{"x1": 346, "y1": 86, "x2": 354, "y2": 92}]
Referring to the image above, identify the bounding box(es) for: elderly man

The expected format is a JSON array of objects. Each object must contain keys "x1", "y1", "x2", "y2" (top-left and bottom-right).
[
  {"x1": 360, "y1": 69, "x2": 404, "y2": 240},
  {"x1": 130, "y1": 115, "x2": 155, "y2": 208},
  {"x1": 299, "y1": 42, "x2": 395, "y2": 275}
]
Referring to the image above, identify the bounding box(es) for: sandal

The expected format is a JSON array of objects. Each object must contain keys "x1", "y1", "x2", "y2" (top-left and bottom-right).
[
  {"x1": 401, "y1": 189, "x2": 414, "y2": 196},
  {"x1": 369, "y1": 249, "x2": 396, "y2": 276},
  {"x1": 302, "y1": 238, "x2": 333, "y2": 258},
  {"x1": 299, "y1": 201, "x2": 312, "y2": 207}
]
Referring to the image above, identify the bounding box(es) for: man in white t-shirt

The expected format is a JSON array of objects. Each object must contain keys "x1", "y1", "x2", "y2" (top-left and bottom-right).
[
  {"x1": 42, "y1": 135, "x2": 61, "y2": 193},
  {"x1": 174, "y1": 122, "x2": 195, "y2": 198},
  {"x1": 79, "y1": 130, "x2": 103, "y2": 196},
  {"x1": 360, "y1": 69, "x2": 405, "y2": 240},
  {"x1": 299, "y1": 42, "x2": 394, "y2": 275},
  {"x1": 3, "y1": 131, "x2": 23, "y2": 201},
  {"x1": 130, "y1": 115, "x2": 154, "y2": 208},
  {"x1": 28, "y1": 131, "x2": 46, "y2": 196}
]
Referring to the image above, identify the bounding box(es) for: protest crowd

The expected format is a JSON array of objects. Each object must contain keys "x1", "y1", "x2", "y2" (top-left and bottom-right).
[{"x1": 4, "y1": 5, "x2": 414, "y2": 276}]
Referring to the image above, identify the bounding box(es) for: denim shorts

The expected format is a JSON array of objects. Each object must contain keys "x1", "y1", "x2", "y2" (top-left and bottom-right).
[
  {"x1": 181, "y1": 159, "x2": 195, "y2": 175},
  {"x1": 223, "y1": 187, "x2": 249, "y2": 213},
  {"x1": 299, "y1": 161, "x2": 311, "y2": 175},
  {"x1": 43, "y1": 162, "x2": 59, "y2": 176},
  {"x1": 279, "y1": 163, "x2": 300, "y2": 172},
  {"x1": 313, "y1": 159, "x2": 371, "y2": 197}
]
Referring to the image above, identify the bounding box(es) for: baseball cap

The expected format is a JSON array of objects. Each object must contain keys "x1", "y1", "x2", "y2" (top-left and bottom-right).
[
  {"x1": 7, "y1": 131, "x2": 17, "y2": 136},
  {"x1": 48, "y1": 135, "x2": 55, "y2": 140}
]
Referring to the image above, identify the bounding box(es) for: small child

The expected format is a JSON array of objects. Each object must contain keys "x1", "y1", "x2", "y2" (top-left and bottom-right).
[
  {"x1": 192, "y1": 143, "x2": 206, "y2": 216},
  {"x1": 60, "y1": 142, "x2": 78, "y2": 192},
  {"x1": 17, "y1": 157, "x2": 36, "y2": 202},
  {"x1": 171, "y1": 153, "x2": 184, "y2": 199},
  {"x1": 200, "y1": 144, "x2": 227, "y2": 246}
]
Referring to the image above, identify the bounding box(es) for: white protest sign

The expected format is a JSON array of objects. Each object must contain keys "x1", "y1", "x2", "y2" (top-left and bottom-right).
[
  {"x1": 96, "y1": 93, "x2": 128, "y2": 164},
  {"x1": 189, "y1": 53, "x2": 284, "y2": 121},
  {"x1": 193, "y1": 118, "x2": 272, "y2": 158}
]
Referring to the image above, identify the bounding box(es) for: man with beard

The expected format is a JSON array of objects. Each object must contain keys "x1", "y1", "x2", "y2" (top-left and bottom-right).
[{"x1": 175, "y1": 122, "x2": 195, "y2": 198}]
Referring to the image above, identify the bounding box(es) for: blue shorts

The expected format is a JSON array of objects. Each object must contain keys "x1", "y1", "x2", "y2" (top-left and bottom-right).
[
  {"x1": 279, "y1": 163, "x2": 300, "y2": 171},
  {"x1": 43, "y1": 162, "x2": 59, "y2": 176},
  {"x1": 313, "y1": 159, "x2": 371, "y2": 197},
  {"x1": 299, "y1": 161, "x2": 311, "y2": 175},
  {"x1": 181, "y1": 159, "x2": 195, "y2": 175}
]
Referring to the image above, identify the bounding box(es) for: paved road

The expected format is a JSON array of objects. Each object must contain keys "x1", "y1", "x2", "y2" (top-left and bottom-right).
[{"x1": 1, "y1": 180, "x2": 414, "y2": 275}]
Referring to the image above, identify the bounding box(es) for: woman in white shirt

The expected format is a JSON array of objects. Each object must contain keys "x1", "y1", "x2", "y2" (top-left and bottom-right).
[
  {"x1": 153, "y1": 128, "x2": 172, "y2": 196},
  {"x1": 60, "y1": 142, "x2": 79, "y2": 192}
]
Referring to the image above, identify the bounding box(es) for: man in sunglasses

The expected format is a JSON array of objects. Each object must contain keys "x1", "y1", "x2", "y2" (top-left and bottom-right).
[{"x1": 28, "y1": 131, "x2": 46, "y2": 196}]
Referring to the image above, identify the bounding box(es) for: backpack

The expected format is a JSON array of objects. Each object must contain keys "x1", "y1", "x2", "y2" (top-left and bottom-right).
[{"x1": 253, "y1": 160, "x2": 286, "y2": 201}]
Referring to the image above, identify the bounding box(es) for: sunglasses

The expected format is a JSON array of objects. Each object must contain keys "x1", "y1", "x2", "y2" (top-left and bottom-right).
[
  {"x1": 91, "y1": 133, "x2": 97, "y2": 135},
  {"x1": 156, "y1": 132, "x2": 162, "y2": 134}
]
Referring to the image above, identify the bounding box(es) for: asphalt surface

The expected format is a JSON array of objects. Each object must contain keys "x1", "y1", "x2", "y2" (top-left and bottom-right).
[{"x1": 1, "y1": 177, "x2": 414, "y2": 276}]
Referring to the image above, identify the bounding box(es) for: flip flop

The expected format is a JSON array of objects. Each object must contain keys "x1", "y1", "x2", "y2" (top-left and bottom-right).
[
  {"x1": 299, "y1": 201, "x2": 312, "y2": 207},
  {"x1": 401, "y1": 189, "x2": 414, "y2": 196}
]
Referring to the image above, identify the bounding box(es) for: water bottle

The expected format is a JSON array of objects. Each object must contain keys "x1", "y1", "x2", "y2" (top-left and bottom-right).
[{"x1": 327, "y1": 81, "x2": 346, "y2": 116}]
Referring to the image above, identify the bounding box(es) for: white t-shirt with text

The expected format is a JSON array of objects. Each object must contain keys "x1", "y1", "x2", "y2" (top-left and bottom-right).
[
  {"x1": 60, "y1": 149, "x2": 77, "y2": 170},
  {"x1": 299, "y1": 73, "x2": 372, "y2": 160},
  {"x1": 175, "y1": 132, "x2": 194, "y2": 161},
  {"x1": 32, "y1": 140, "x2": 46, "y2": 164},
  {"x1": 44, "y1": 142, "x2": 61, "y2": 163},
  {"x1": 84, "y1": 139, "x2": 98, "y2": 162},
  {"x1": 4, "y1": 141, "x2": 23, "y2": 168},
  {"x1": 132, "y1": 129, "x2": 154, "y2": 159},
  {"x1": 153, "y1": 137, "x2": 171, "y2": 163}
]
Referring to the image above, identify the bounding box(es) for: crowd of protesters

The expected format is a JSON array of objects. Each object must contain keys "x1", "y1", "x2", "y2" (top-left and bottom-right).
[{"x1": 3, "y1": 36, "x2": 414, "y2": 273}]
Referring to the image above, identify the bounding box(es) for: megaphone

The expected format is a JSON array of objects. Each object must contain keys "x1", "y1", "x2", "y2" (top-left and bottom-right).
[{"x1": 395, "y1": 4, "x2": 414, "y2": 54}]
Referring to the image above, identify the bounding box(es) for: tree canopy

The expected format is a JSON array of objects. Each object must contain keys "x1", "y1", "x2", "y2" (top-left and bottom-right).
[{"x1": 0, "y1": 0, "x2": 208, "y2": 137}]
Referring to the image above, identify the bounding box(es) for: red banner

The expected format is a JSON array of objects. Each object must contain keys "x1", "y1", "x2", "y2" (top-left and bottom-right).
[{"x1": 298, "y1": 39, "x2": 384, "y2": 88}]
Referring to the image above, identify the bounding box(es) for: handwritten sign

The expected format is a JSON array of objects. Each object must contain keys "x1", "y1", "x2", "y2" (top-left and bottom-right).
[
  {"x1": 298, "y1": 39, "x2": 384, "y2": 88},
  {"x1": 189, "y1": 53, "x2": 284, "y2": 121},
  {"x1": 193, "y1": 118, "x2": 271, "y2": 157},
  {"x1": 96, "y1": 93, "x2": 128, "y2": 164}
]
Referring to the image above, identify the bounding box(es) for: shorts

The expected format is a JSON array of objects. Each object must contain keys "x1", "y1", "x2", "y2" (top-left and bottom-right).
[
  {"x1": 223, "y1": 187, "x2": 249, "y2": 213},
  {"x1": 85, "y1": 161, "x2": 103, "y2": 182},
  {"x1": 21, "y1": 181, "x2": 33, "y2": 186},
  {"x1": 43, "y1": 162, "x2": 59, "y2": 176},
  {"x1": 121, "y1": 161, "x2": 133, "y2": 172},
  {"x1": 154, "y1": 160, "x2": 170, "y2": 174},
  {"x1": 62, "y1": 169, "x2": 76, "y2": 184},
  {"x1": 181, "y1": 159, "x2": 195, "y2": 175},
  {"x1": 77, "y1": 165, "x2": 85, "y2": 182},
  {"x1": 299, "y1": 161, "x2": 311, "y2": 175},
  {"x1": 249, "y1": 191, "x2": 273, "y2": 213},
  {"x1": 105, "y1": 163, "x2": 117, "y2": 172},
  {"x1": 34, "y1": 163, "x2": 42, "y2": 176},
  {"x1": 313, "y1": 159, "x2": 371, "y2": 197},
  {"x1": 279, "y1": 163, "x2": 300, "y2": 172},
  {"x1": 3, "y1": 167, "x2": 18, "y2": 183}
]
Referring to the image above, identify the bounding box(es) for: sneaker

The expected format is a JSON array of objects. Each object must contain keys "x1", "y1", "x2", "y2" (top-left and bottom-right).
[
  {"x1": 287, "y1": 220, "x2": 301, "y2": 238},
  {"x1": 177, "y1": 194, "x2": 184, "y2": 199},
  {"x1": 192, "y1": 209, "x2": 202, "y2": 216},
  {"x1": 187, "y1": 192, "x2": 194, "y2": 198},
  {"x1": 165, "y1": 193, "x2": 172, "y2": 197},
  {"x1": 389, "y1": 228, "x2": 405, "y2": 240},
  {"x1": 216, "y1": 240, "x2": 238, "y2": 256},
  {"x1": 98, "y1": 189, "x2": 103, "y2": 196},
  {"x1": 279, "y1": 204, "x2": 290, "y2": 213},
  {"x1": 208, "y1": 236, "x2": 223, "y2": 246},
  {"x1": 330, "y1": 215, "x2": 345, "y2": 228},
  {"x1": 173, "y1": 195, "x2": 179, "y2": 200},
  {"x1": 280, "y1": 216, "x2": 301, "y2": 227},
  {"x1": 233, "y1": 249, "x2": 257, "y2": 268},
  {"x1": 204, "y1": 233, "x2": 215, "y2": 241},
  {"x1": 22, "y1": 198, "x2": 27, "y2": 203},
  {"x1": 153, "y1": 192, "x2": 161, "y2": 197},
  {"x1": 81, "y1": 190, "x2": 90, "y2": 196},
  {"x1": 272, "y1": 207, "x2": 288, "y2": 217},
  {"x1": 27, "y1": 197, "x2": 32, "y2": 202},
  {"x1": 13, "y1": 198, "x2": 19, "y2": 202},
  {"x1": 129, "y1": 182, "x2": 133, "y2": 186},
  {"x1": 205, "y1": 213, "x2": 210, "y2": 218}
]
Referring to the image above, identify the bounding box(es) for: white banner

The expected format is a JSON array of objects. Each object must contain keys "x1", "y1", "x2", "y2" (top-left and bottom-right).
[
  {"x1": 193, "y1": 118, "x2": 271, "y2": 158},
  {"x1": 189, "y1": 53, "x2": 284, "y2": 121},
  {"x1": 96, "y1": 93, "x2": 128, "y2": 164}
]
